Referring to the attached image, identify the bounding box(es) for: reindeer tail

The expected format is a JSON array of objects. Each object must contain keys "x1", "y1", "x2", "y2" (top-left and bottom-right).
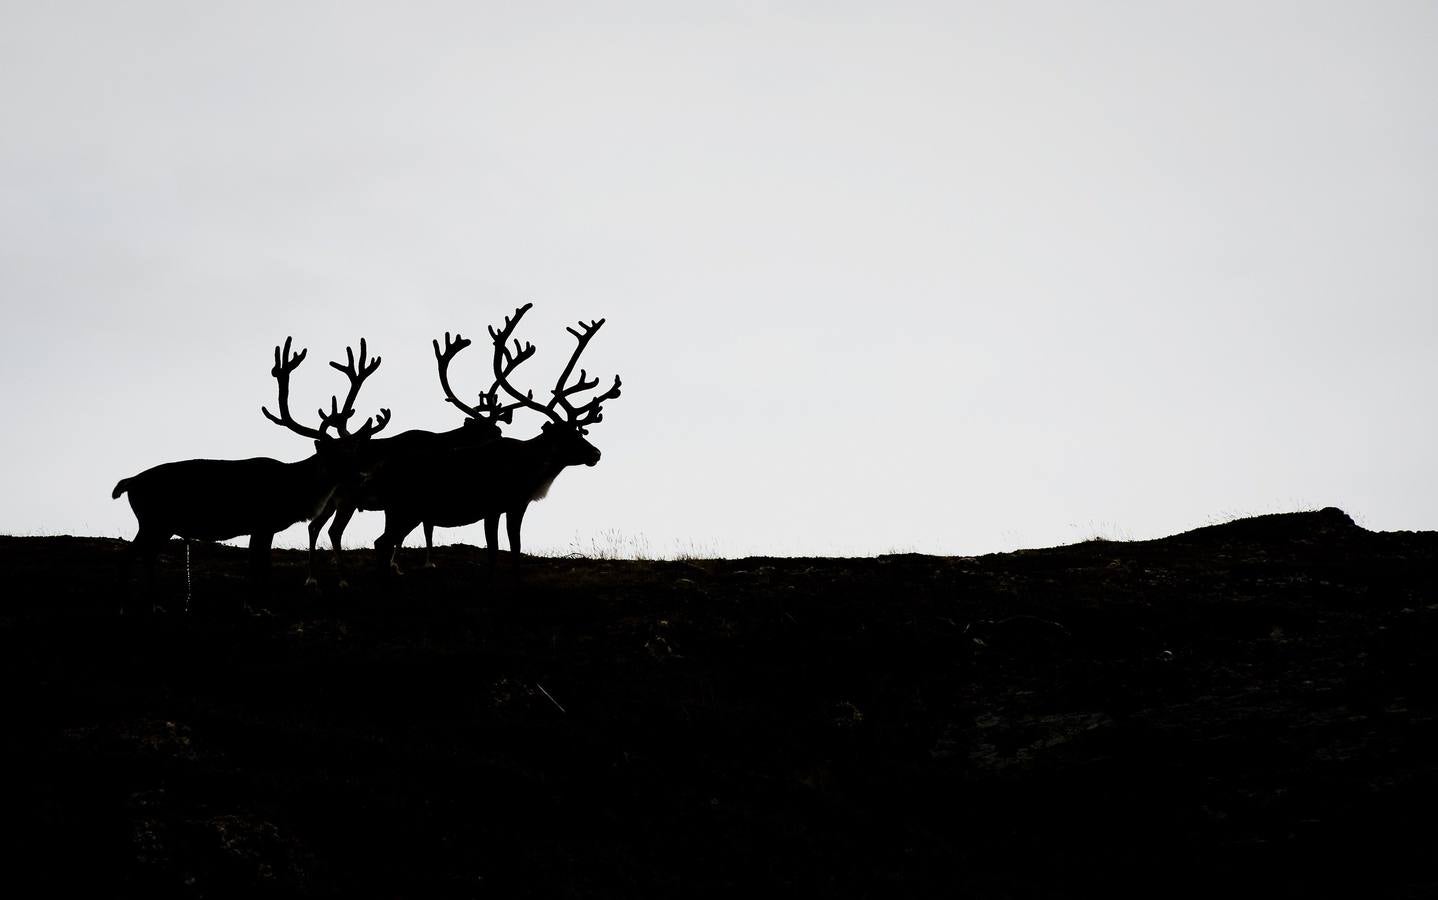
[{"x1": 112, "y1": 477, "x2": 132, "y2": 500}]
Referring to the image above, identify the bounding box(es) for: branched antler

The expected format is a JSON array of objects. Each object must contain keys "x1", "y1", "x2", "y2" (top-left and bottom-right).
[
  {"x1": 327, "y1": 338, "x2": 381, "y2": 434},
  {"x1": 436, "y1": 329, "x2": 529, "y2": 423},
  {"x1": 488, "y1": 303, "x2": 554, "y2": 422},
  {"x1": 487, "y1": 304, "x2": 623, "y2": 432},
  {"x1": 352, "y1": 407, "x2": 392, "y2": 439},
  {"x1": 547, "y1": 320, "x2": 602, "y2": 413},
  {"x1": 549, "y1": 319, "x2": 622, "y2": 427},
  {"x1": 316, "y1": 395, "x2": 353, "y2": 437},
  {"x1": 262, "y1": 336, "x2": 390, "y2": 441},
  {"x1": 434, "y1": 331, "x2": 481, "y2": 418},
  {"x1": 569, "y1": 373, "x2": 623, "y2": 429},
  {"x1": 262, "y1": 336, "x2": 328, "y2": 439},
  {"x1": 473, "y1": 387, "x2": 518, "y2": 424}
]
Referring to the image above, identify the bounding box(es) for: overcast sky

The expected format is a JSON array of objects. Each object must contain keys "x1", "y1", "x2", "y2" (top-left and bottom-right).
[{"x1": 2, "y1": 2, "x2": 1434, "y2": 558}]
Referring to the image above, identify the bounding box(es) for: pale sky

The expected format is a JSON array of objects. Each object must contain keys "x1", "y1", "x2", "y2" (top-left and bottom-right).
[{"x1": 3, "y1": 2, "x2": 1435, "y2": 557}]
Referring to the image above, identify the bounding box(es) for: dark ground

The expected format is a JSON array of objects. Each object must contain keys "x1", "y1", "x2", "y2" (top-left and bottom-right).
[{"x1": 2, "y1": 507, "x2": 1436, "y2": 897}]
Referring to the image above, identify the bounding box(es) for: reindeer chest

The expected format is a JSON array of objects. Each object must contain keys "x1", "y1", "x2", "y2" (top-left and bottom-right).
[
  {"x1": 306, "y1": 484, "x2": 340, "y2": 520},
  {"x1": 530, "y1": 473, "x2": 559, "y2": 502}
]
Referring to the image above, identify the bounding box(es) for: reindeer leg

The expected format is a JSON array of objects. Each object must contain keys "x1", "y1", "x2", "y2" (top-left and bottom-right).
[
  {"x1": 423, "y1": 522, "x2": 436, "y2": 569},
  {"x1": 484, "y1": 515, "x2": 500, "y2": 575},
  {"x1": 248, "y1": 531, "x2": 274, "y2": 614},
  {"x1": 307, "y1": 501, "x2": 333, "y2": 588},
  {"x1": 329, "y1": 501, "x2": 358, "y2": 588},
  {"x1": 374, "y1": 531, "x2": 393, "y2": 576},
  {"x1": 506, "y1": 504, "x2": 528, "y2": 573},
  {"x1": 376, "y1": 515, "x2": 418, "y2": 577}
]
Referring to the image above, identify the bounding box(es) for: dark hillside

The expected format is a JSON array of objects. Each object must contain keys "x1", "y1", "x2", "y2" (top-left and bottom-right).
[{"x1": 2, "y1": 508, "x2": 1436, "y2": 897}]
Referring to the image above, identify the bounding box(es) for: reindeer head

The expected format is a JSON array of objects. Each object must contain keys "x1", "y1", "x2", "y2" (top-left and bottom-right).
[{"x1": 538, "y1": 419, "x2": 604, "y2": 466}]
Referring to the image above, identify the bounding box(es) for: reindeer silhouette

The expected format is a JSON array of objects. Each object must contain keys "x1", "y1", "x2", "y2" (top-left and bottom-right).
[
  {"x1": 303, "y1": 331, "x2": 533, "y2": 585},
  {"x1": 112, "y1": 338, "x2": 390, "y2": 610},
  {"x1": 370, "y1": 303, "x2": 621, "y2": 575}
]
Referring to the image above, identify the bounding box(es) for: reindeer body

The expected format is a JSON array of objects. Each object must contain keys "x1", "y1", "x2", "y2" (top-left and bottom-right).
[
  {"x1": 381, "y1": 434, "x2": 563, "y2": 527},
  {"x1": 372, "y1": 424, "x2": 600, "y2": 570},
  {"x1": 116, "y1": 455, "x2": 340, "y2": 543},
  {"x1": 307, "y1": 423, "x2": 503, "y2": 581}
]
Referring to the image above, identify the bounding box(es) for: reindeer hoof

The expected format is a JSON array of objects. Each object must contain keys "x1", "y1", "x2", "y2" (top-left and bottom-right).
[
  {"x1": 337, "y1": 578, "x2": 350, "y2": 590},
  {"x1": 304, "y1": 576, "x2": 320, "y2": 590},
  {"x1": 423, "y1": 561, "x2": 437, "y2": 569},
  {"x1": 390, "y1": 564, "x2": 405, "y2": 577}
]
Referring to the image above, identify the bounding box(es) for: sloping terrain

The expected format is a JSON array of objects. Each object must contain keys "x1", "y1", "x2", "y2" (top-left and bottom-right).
[{"x1": 2, "y1": 508, "x2": 1436, "y2": 897}]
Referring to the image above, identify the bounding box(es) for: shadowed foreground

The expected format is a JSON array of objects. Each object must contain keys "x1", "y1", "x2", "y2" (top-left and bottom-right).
[{"x1": 2, "y1": 508, "x2": 1436, "y2": 896}]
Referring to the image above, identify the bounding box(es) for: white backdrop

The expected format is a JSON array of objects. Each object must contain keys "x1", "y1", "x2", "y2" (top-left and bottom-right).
[{"x1": 3, "y1": 2, "x2": 1434, "y2": 557}]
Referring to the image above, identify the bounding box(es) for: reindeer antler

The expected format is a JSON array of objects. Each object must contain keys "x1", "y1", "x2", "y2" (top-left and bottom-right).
[
  {"x1": 262, "y1": 336, "x2": 390, "y2": 441},
  {"x1": 569, "y1": 373, "x2": 623, "y2": 429},
  {"x1": 323, "y1": 338, "x2": 382, "y2": 436},
  {"x1": 488, "y1": 303, "x2": 559, "y2": 424},
  {"x1": 434, "y1": 331, "x2": 481, "y2": 418},
  {"x1": 547, "y1": 319, "x2": 622, "y2": 428},
  {"x1": 434, "y1": 330, "x2": 530, "y2": 424},
  {"x1": 487, "y1": 304, "x2": 623, "y2": 432},
  {"x1": 352, "y1": 407, "x2": 392, "y2": 439},
  {"x1": 262, "y1": 337, "x2": 328, "y2": 440}
]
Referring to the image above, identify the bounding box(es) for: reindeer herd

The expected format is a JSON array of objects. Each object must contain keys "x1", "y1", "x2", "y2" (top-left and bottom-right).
[{"x1": 112, "y1": 303, "x2": 621, "y2": 606}]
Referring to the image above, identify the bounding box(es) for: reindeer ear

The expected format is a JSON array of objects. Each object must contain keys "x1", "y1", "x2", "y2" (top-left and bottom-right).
[{"x1": 314, "y1": 439, "x2": 324, "y2": 452}]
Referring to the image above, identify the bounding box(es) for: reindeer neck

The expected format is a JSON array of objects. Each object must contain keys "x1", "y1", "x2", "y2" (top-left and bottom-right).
[
  {"x1": 522, "y1": 432, "x2": 575, "y2": 484},
  {"x1": 272, "y1": 452, "x2": 345, "y2": 519}
]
